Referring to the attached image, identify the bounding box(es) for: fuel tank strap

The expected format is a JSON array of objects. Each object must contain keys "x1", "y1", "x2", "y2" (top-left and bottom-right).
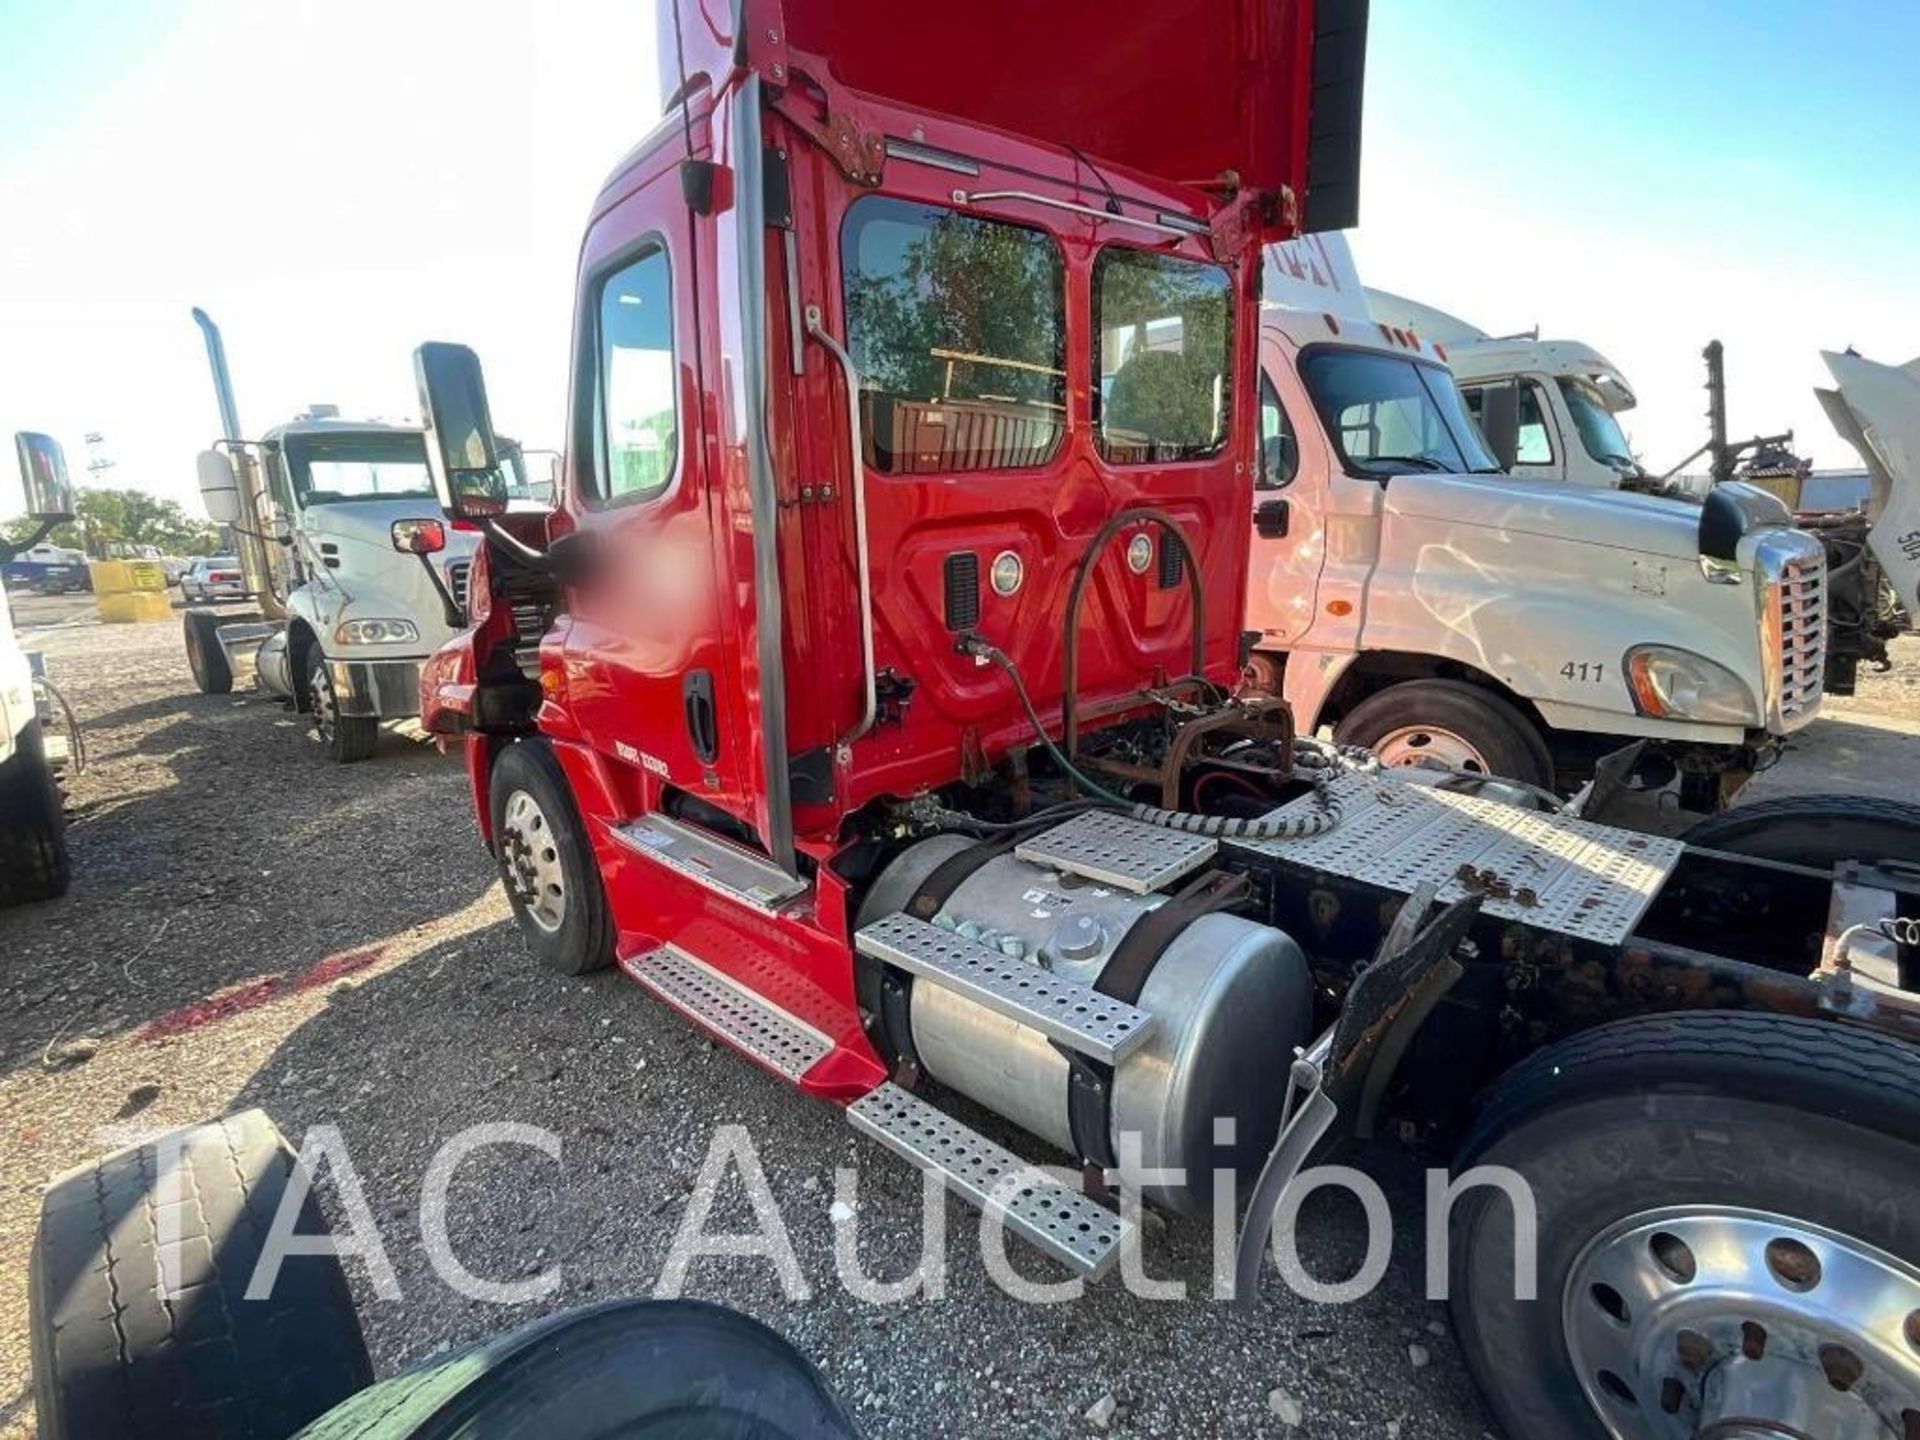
[{"x1": 1066, "y1": 868, "x2": 1253, "y2": 1171}]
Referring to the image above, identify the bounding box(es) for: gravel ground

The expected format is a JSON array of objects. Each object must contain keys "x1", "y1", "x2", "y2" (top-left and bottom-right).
[{"x1": 2, "y1": 597, "x2": 1914, "y2": 1438}]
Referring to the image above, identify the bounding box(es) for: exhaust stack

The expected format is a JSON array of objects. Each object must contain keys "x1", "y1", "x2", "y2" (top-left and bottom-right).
[{"x1": 191, "y1": 307, "x2": 244, "y2": 443}]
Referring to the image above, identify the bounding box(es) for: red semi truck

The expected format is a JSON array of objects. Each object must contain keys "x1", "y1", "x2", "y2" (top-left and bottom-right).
[{"x1": 409, "y1": 3, "x2": 1920, "y2": 1435}]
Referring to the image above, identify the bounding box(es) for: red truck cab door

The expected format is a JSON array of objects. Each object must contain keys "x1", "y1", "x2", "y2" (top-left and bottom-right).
[{"x1": 551, "y1": 141, "x2": 749, "y2": 812}]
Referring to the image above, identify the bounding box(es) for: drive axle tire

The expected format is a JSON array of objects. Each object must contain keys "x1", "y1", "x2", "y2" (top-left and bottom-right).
[
  {"x1": 1682, "y1": 792, "x2": 1920, "y2": 870},
  {"x1": 29, "y1": 1109, "x2": 372, "y2": 1440},
  {"x1": 0, "y1": 717, "x2": 70, "y2": 906},
  {"x1": 296, "y1": 1299, "x2": 863, "y2": 1439},
  {"x1": 1334, "y1": 678, "x2": 1553, "y2": 789},
  {"x1": 184, "y1": 610, "x2": 234, "y2": 695},
  {"x1": 1448, "y1": 1013, "x2": 1920, "y2": 1439},
  {"x1": 488, "y1": 739, "x2": 614, "y2": 975}
]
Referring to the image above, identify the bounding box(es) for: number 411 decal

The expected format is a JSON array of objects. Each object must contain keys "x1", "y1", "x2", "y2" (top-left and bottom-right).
[{"x1": 1561, "y1": 661, "x2": 1605, "y2": 683}]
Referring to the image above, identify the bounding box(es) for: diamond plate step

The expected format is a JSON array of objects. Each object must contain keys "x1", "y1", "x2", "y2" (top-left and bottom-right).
[
  {"x1": 847, "y1": 1083, "x2": 1127, "y2": 1279},
  {"x1": 1015, "y1": 809, "x2": 1217, "y2": 894},
  {"x1": 621, "y1": 946, "x2": 831, "y2": 1081},
  {"x1": 853, "y1": 912, "x2": 1154, "y2": 1063},
  {"x1": 611, "y1": 814, "x2": 809, "y2": 915},
  {"x1": 1233, "y1": 771, "x2": 1683, "y2": 944}
]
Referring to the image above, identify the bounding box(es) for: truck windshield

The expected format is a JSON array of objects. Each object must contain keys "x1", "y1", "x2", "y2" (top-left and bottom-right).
[
  {"x1": 1300, "y1": 349, "x2": 1497, "y2": 478},
  {"x1": 287, "y1": 433, "x2": 435, "y2": 506},
  {"x1": 1559, "y1": 378, "x2": 1637, "y2": 468},
  {"x1": 843, "y1": 196, "x2": 1066, "y2": 474}
]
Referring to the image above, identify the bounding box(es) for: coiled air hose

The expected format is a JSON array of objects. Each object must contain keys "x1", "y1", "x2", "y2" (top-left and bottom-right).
[{"x1": 962, "y1": 635, "x2": 1344, "y2": 841}]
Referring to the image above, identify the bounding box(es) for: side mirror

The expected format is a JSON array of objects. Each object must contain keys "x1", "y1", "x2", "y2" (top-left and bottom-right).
[
  {"x1": 14, "y1": 432, "x2": 75, "y2": 521},
  {"x1": 1476, "y1": 380, "x2": 1521, "y2": 472},
  {"x1": 196, "y1": 449, "x2": 241, "y2": 525},
  {"x1": 413, "y1": 342, "x2": 507, "y2": 519},
  {"x1": 391, "y1": 518, "x2": 447, "y2": 555}
]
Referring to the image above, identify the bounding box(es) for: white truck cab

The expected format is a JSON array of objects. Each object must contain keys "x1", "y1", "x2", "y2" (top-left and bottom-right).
[
  {"x1": 1248, "y1": 235, "x2": 1827, "y2": 810},
  {"x1": 2, "y1": 432, "x2": 75, "y2": 905},
  {"x1": 186, "y1": 313, "x2": 478, "y2": 762}
]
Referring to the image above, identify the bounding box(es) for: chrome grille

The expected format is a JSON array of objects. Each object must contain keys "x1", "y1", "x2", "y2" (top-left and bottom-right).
[
  {"x1": 1763, "y1": 537, "x2": 1827, "y2": 729},
  {"x1": 445, "y1": 561, "x2": 472, "y2": 619}
]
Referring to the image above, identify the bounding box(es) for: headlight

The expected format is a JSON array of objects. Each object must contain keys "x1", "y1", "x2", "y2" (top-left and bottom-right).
[
  {"x1": 334, "y1": 618, "x2": 420, "y2": 645},
  {"x1": 1623, "y1": 645, "x2": 1755, "y2": 724}
]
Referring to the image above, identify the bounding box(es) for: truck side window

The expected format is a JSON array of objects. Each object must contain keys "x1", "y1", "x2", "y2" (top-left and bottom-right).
[
  {"x1": 591, "y1": 246, "x2": 677, "y2": 504},
  {"x1": 1515, "y1": 383, "x2": 1554, "y2": 465},
  {"x1": 1093, "y1": 248, "x2": 1233, "y2": 464},
  {"x1": 1258, "y1": 375, "x2": 1298, "y2": 489},
  {"x1": 842, "y1": 196, "x2": 1065, "y2": 474}
]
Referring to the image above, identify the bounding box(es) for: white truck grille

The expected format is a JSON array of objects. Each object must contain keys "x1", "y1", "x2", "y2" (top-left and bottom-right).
[{"x1": 1761, "y1": 534, "x2": 1827, "y2": 730}]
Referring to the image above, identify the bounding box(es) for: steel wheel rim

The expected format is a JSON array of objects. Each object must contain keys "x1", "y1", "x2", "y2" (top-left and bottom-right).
[
  {"x1": 500, "y1": 789, "x2": 566, "y2": 933},
  {"x1": 1372, "y1": 723, "x2": 1491, "y2": 774},
  {"x1": 1562, "y1": 1205, "x2": 1920, "y2": 1439},
  {"x1": 309, "y1": 659, "x2": 338, "y2": 744}
]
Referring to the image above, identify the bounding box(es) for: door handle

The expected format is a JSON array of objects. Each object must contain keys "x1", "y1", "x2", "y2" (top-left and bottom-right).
[
  {"x1": 683, "y1": 670, "x2": 718, "y2": 764},
  {"x1": 1255, "y1": 499, "x2": 1291, "y2": 539}
]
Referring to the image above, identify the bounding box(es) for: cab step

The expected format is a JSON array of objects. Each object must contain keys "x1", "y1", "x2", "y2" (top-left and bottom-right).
[
  {"x1": 846, "y1": 1082, "x2": 1128, "y2": 1279},
  {"x1": 611, "y1": 814, "x2": 810, "y2": 915},
  {"x1": 852, "y1": 912, "x2": 1155, "y2": 1064},
  {"x1": 1015, "y1": 808, "x2": 1217, "y2": 894},
  {"x1": 620, "y1": 945, "x2": 831, "y2": 1081}
]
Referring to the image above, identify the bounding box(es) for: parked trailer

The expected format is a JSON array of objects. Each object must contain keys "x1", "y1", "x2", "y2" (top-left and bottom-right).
[
  {"x1": 182, "y1": 311, "x2": 480, "y2": 761},
  {"x1": 1, "y1": 433, "x2": 75, "y2": 905}
]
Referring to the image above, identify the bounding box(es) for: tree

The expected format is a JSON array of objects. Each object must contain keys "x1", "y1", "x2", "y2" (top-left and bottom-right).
[{"x1": 2, "y1": 488, "x2": 221, "y2": 557}]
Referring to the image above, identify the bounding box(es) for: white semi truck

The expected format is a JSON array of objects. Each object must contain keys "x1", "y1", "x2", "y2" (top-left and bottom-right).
[
  {"x1": 184, "y1": 310, "x2": 480, "y2": 762},
  {"x1": 1368, "y1": 289, "x2": 1914, "y2": 696},
  {"x1": 1, "y1": 433, "x2": 75, "y2": 906},
  {"x1": 1248, "y1": 235, "x2": 1827, "y2": 811}
]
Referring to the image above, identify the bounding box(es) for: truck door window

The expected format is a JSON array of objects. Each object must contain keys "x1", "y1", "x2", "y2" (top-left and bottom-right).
[
  {"x1": 1093, "y1": 249, "x2": 1233, "y2": 464},
  {"x1": 842, "y1": 196, "x2": 1065, "y2": 474},
  {"x1": 590, "y1": 246, "x2": 678, "y2": 505},
  {"x1": 1463, "y1": 383, "x2": 1555, "y2": 465},
  {"x1": 1258, "y1": 375, "x2": 1297, "y2": 489}
]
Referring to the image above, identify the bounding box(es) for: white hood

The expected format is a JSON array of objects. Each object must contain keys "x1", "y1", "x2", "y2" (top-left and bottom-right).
[
  {"x1": 1816, "y1": 349, "x2": 1920, "y2": 615},
  {"x1": 1384, "y1": 472, "x2": 1704, "y2": 560}
]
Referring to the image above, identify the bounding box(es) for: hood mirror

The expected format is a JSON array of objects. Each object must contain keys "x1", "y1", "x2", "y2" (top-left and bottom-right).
[
  {"x1": 392, "y1": 518, "x2": 448, "y2": 555},
  {"x1": 14, "y1": 432, "x2": 75, "y2": 521},
  {"x1": 414, "y1": 342, "x2": 507, "y2": 520}
]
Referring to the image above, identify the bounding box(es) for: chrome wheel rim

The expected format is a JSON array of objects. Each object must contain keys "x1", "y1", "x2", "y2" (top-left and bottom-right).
[
  {"x1": 1563, "y1": 1205, "x2": 1920, "y2": 1439},
  {"x1": 499, "y1": 789, "x2": 566, "y2": 933},
  {"x1": 309, "y1": 660, "x2": 338, "y2": 745},
  {"x1": 1372, "y1": 723, "x2": 1491, "y2": 774}
]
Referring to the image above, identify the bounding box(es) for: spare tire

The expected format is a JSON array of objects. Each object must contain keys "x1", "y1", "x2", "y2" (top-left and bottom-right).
[
  {"x1": 30, "y1": 1109, "x2": 372, "y2": 1440},
  {"x1": 1682, "y1": 792, "x2": 1920, "y2": 870},
  {"x1": 296, "y1": 1299, "x2": 864, "y2": 1440}
]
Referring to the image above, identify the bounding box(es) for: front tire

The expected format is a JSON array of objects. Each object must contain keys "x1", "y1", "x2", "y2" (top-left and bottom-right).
[
  {"x1": 488, "y1": 740, "x2": 615, "y2": 975},
  {"x1": 1448, "y1": 1013, "x2": 1920, "y2": 1439},
  {"x1": 0, "y1": 717, "x2": 70, "y2": 906},
  {"x1": 1683, "y1": 792, "x2": 1920, "y2": 869},
  {"x1": 1334, "y1": 678, "x2": 1554, "y2": 789},
  {"x1": 306, "y1": 654, "x2": 379, "y2": 764}
]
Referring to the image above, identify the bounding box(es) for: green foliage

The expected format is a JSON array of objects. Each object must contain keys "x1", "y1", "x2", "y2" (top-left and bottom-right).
[{"x1": 1, "y1": 488, "x2": 221, "y2": 557}]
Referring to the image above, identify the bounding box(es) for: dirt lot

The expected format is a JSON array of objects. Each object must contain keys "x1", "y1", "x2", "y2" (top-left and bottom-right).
[{"x1": 1, "y1": 597, "x2": 1914, "y2": 1438}]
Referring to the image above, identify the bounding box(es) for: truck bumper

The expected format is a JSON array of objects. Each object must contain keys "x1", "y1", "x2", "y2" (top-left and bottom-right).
[{"x1": 328, "y1": 658, "x2": 425, "y2": 719}]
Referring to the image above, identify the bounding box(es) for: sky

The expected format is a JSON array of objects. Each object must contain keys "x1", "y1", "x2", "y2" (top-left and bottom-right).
[{"x1": 2, "y1": 1, "x2": 1917, "y2": 521}]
